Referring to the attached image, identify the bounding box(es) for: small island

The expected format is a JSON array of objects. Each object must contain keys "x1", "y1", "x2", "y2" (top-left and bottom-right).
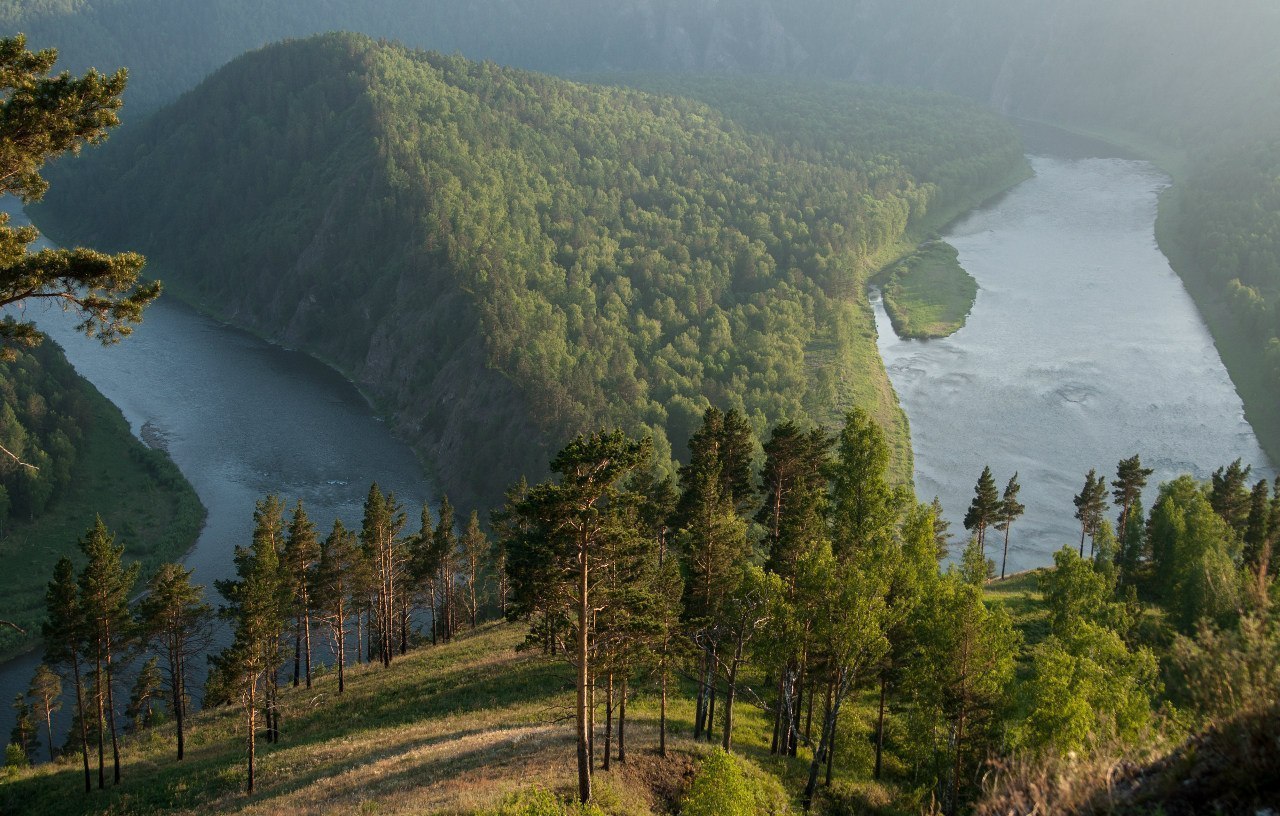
[{"x1": 880, "y1": 242, "x2": 978, "y2": 339}]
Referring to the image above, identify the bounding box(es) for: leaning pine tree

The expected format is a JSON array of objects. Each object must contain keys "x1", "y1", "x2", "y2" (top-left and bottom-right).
[{"x1": 43, "y1": 557, "x2": 92, "y2": 792}]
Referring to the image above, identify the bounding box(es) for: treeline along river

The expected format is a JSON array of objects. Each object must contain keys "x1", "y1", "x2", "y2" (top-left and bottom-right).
[
  {"x1": 874, "y1": 152, "x2": 1273, "y2": 574},
  {"x1": 0, "y1": 200, "x2": 435, "y2": 741}
]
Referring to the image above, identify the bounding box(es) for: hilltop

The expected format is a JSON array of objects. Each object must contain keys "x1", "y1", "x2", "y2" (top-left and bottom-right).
[{"x1": 33, "y1": 33, "x2": 1026, "y2": 508}]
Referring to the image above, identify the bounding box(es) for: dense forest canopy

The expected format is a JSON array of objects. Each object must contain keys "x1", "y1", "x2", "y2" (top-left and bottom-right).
[{"x1": 34, "y1": 33, "x2": 1026, "y2": 508}]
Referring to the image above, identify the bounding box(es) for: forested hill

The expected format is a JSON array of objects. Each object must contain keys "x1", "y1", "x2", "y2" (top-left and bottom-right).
[{"x1": 33, "y1": 33, "x2": 1026, "y2": 509}]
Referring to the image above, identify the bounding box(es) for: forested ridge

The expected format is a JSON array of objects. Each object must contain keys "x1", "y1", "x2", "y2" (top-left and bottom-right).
[{"x1": 34, "y1": 33, "x2": 1026, "y2": 508}]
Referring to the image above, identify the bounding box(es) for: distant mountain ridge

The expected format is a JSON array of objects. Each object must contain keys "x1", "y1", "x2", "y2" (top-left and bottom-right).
[{"x1": 32, "y1": 33, "x2": 1026, "y2": 508}]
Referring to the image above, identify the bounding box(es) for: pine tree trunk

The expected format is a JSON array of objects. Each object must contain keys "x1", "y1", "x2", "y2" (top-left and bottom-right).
[
  {"x1": 802, "y1": 669, "x2": 845, "y2": 811},
  {"x1": 43, "y1": 696, "x2": 54, "y2": 763},
  {"x1": 94, "y1": 641, "x2": 105, "y2": 788},
  {"x1": 293, "y1": 619, "x2": 301, "y2": 687},
  {"x1": 576, "y1": 539, "x2": 592, "y2": 803},
  {"x1": 174, "y1": 649, "x2": 186, "y2": 761},
  {"x1": 1001, "y1": 525, "x2": 1012, "y2": 579},
  {"x1": 771, "y1": 673, "x2": 783, "y2": 755},
  {"x1": 355, "y1": 610, "x2": 363, "y2": 665},
  {"x1": 71, "y1": 653, "x2": 91, "y2": 793},
  {"x1": 693, "y1": 648, "x2": 707, "y2": 740},
  {"x1": 790, "y1": 655, "x2": 806, "y2": 757},
  {"x1": 805, "y1": 676, "x2": 815, "y2": 744},
  {"x1": 659, "y1": 666, "x2": 668, "y2": 758},
  {"x1": 722, "y1": 645, "x2": 740, "y2": 753},
  {"x1": 618, "y1": 674, "x2": 627, "y2": 763},
  {"x1": 603, "y1": 672, "x2": 613, "y2": 772},
  {"x1": 337, "y1": 599, "x2": 347, "y2": 694},
  {"x1": 246, "y1": 677, "x2": 256, "y2": 794},
  {"x1": 825, "y1": 697, "x2": 837, "y2": 786},
  {"x1": 705, "y1": 663, "x2": 717, "y2": 744},
  {"x1": 304, "y1": 605, "x2": 313, "y2": 688}
]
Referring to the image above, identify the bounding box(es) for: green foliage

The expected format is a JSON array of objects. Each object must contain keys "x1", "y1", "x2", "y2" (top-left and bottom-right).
[
  {"x1": 1148, "y1": 476, "x2": 1242, "y2": 631},
  {"x1": 682, "y1": 749, "x2": 792, "y2": 816},
  {"x1": 1012, "y1": 623, "x2": 1158, "y2": 755}
]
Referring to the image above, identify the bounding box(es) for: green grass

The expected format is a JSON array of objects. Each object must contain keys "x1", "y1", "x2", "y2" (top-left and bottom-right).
[
  {"x1": 879, "y1": 243, "x2": 977, "y2": 339},
  {"x1": 0, "y1": 366, "x2": 205, "y2": 659}
]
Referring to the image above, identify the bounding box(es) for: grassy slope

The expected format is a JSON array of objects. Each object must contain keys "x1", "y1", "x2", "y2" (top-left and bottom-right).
[
  {"x1": 879, "y1": 243, "x2": 977, "y2": 340},
  {"x1": 1, "y1": 621, "x2": 917, "y2": 815},
  {"x1": 0, "y1": 353, "x2": 205, "y2": 658}
]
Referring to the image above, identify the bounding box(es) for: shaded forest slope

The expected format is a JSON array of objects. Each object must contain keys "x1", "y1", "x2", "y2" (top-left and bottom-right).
[{"x1": 34, "y1": 33, "x2": 1025, "y2": 508}]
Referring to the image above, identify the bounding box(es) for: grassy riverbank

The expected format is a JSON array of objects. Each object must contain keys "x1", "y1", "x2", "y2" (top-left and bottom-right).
[{"x1": 879, "y1": 242, "x2": 977, "y2": 339}]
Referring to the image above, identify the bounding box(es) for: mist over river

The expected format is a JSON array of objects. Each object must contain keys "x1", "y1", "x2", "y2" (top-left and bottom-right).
[
  {"x1": 875, "y1": 155, "x2": 1272, "y2": 574},
  {"x1": 0, "y1": 199, "x2": 434, "y2": 740}
]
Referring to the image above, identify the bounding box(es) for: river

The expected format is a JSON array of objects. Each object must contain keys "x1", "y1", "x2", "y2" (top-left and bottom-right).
[
  {"x1": 874, "y1": 154, "x2": 1272, "y2": 574},
  {"x1": 0, "y1": 200, "x2": 434, "y2": 743}
]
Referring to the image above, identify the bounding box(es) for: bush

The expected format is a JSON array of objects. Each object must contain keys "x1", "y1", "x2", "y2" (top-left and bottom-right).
[
  {"x1": 486, "y1": 787, "x2": 606, "y2": 816},
  {"x1": 682, "y1": 749, "x2": 793, "y2": 816}
]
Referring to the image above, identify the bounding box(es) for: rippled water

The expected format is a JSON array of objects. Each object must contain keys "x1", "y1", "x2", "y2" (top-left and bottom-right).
[
  {"x1": 874, "y1": 155, "x2": 1272, "y2": 574},
  {"x1": 0, "y1": 200, "x2": 433, "y2": 742}
]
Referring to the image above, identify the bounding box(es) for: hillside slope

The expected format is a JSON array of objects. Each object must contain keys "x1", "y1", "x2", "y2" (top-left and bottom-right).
[{"x1": 34, "y1": 33, "x2": 1026, "y2": 508}]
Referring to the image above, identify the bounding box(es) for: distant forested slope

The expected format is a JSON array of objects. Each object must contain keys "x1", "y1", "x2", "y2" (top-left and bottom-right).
[{"x1": 33, "y1": 34, "x2": 1025, "y2": 507}]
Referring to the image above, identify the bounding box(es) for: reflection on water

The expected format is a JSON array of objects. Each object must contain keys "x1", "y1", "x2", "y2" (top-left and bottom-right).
[
  {"x1": 875, "y1": 156, "x2": 1271, "y2": 573},
  {"x1": 0, "y1": 200, "x2": 433, "y2": 743}
]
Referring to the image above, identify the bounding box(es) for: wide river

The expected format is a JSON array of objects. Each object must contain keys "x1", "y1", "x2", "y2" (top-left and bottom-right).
[
  {"x1": 0, "y1": 200, "x2": 434, "y2": 739},
  {"x1": 874, "y1": 154, "x2": 1272, "y2": 574}
]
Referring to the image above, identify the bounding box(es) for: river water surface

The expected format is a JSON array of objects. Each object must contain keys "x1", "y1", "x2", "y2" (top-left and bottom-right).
[
  {"x1": 0, "y1": 200, "x2": 434, "y2": 740},
  {"x1": 875, "y1": 155, "x2": 1272, "y2": 574}
]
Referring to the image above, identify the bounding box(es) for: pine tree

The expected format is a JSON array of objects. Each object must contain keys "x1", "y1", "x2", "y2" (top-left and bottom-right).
[
  {"x1": 963, "y1": 466, "x2": 1000, "y2": 557},
  {"x1": 313, "y1": 519, "x2": 360, "y2": 693},
  {"x1": 26, "y1": 664, "x2": 60, "y2": 763},
  {"x1": 9, "y1": 692, "x2": 38, "y2": 763},
  {"x1": 459, "y1": 511, "x2": 487, "y2": 629},
  {"x1": 0, "y1": 35, "x2": 159, "y2": 365},
  {"x1": 42, "y1": 556, "x2": 91, "y2": 791},
  {"x1": 77, "y1": 517, "x2": 138, "y2": 787},
  {"x1": 124, "y1": 656, "x2": 164, "y2": 732},
  {"x1": 135, "y1": 562, "x2": 212, "y2": 760},
  {"x1": 360, "y1": 484, "x2": 407, "y2": 663},
  {"x1": 1112, "y1": 455, "x2": 1154, "y2": 540},
  {"x1": 430, "y1": 495, "x2": 458, "y2": 643},
  {"x1": 283, "y1": 500, "x2": 319, "y2": 688},
  {"x1": 1243, "y1": 479, "x2": 1270, "y2": 572},
  {"x1": 1209, "y1": 458, "x2": 1253, "y2": 537},
  {"x1": 930, "y1": 496, "x2": 952, "y2": 561},
  {"x1": 1072, "y1": 469, "x2": 1107, "y2": 557},
  {"x1": 994, "y1": 472, "x2": 1025, "y2": 579},
  {"x1": 502, "y1": 430, "x2": 648, "y2": 803},
  {"x1": 213, "y1": 495, "x2": 289, "y2": 791},
  {"x1": 756, "y1": 421, "x2": 829, "y2": 579},
  {"x1": 830, "y1": 408, "x2": 898, "y2": 560}
]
